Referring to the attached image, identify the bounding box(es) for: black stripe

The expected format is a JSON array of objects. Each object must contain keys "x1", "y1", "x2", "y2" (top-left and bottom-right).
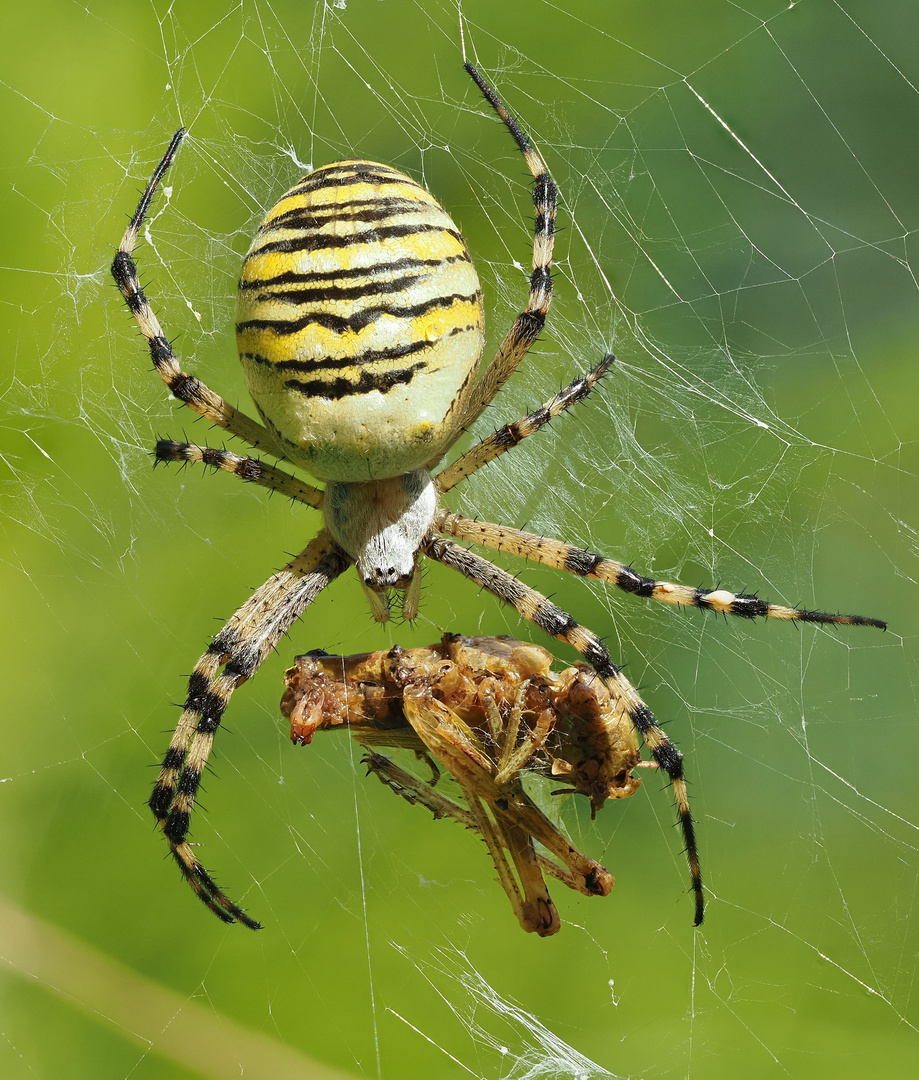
[
  {"x1": 534, "y1": 173, "x2": 558, "y2": 212},
  {"x1": 186, "y1": 670, "x2": 211, "y2": 698},
  {"x1": 285, "y1": 360, "x2": 428, "y2": 399},
  {"x1": 652, "y1": 742, "x2": 684, "y2": 778},
  {"x1": 148, "y1": 785, "x2": 172, "y2": 820},
  {"x1": 287, "y1": 170, "x2": 425, "y2": 197},
  {"x1": 267, "y1": 197, "x2": 432, "y2": 229},
  {"x1": 188, "y1": 692, "x2": 227, "y2": 724},
  {"x1": 240, "y1": 323, "x2": 479, "y2": 374},
  {"x1": 246, "y1": 271, "x2": 430, "y2": 305},
  {"x1": 250, "y1": 221, "x2": 464, "y2": 257},
  {"x1": 581, "y1": 640, "x2": 619, "y2": 676},
  {"x1": 265, "y1": 207, "x2": 429, "y2": 232},
  {"x1": 533, "y1": 605, "x2": 577, "y2": 638},
  {"x1": 563, "y1": 548, "x2": 602, "y2": 576},
  {"x1": 491, "y1": 423, "x2": 526, "y2": 450},
  {"x1": 239, "y1": 253, "x2": 469, "y2": 289},
  {"x1": 242, "y1": 340, "x2": 428, "y2": 373},
  {"x1": 225, "y1": 654, "x2": 259, "y2": 680},
  {"x1": 236, "y1": 291, "x2": 481, "y2": 336},
  {"x1": 177, "y1": 768, "x2": 201, "y2": 796},
  {"x1": 530, "y1": 265, "x2": 552, "y2": 290},
  {"x1": 728, "y1": 594, "x2": 768, "y2": 619},
  {"x1": 163, "y1": 809, "x2": 190, "y2": 844},
  {"x1": 615, "y1": 566, "x2": 656, "y2": 597},
  {"x1": 629, "y1": 704, "x2": 656, "y2": 737},
  {"x1": 309, "y1": 161, "x2": 406, "y2": 178},
  {"x1": 161, "y1": 747, "x2": 186, "y2": 771},
  {"x1": 111, "y1": 251, "x2": 138, "y2": 297}
]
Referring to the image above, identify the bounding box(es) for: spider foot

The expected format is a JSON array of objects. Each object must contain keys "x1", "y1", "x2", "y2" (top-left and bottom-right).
[{"x1": 169, "y1": 838, "x2": 262, "y2": 930}]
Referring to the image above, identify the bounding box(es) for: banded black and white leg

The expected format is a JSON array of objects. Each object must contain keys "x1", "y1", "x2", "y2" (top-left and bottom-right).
[
  {"x1": 150, "y1": 532, "x2": 350, "y2": 926},
  {"x1": 111, "y1": 131, "x2": 288, "y2": 461},
  {"x1": 436, "y1": 355, "x2": 614, "y2": 493},
  {"x1": 422, "y1": 535, "x2": 705, "y2": 925},
  {"x1": 155, "y1": 440, "x2": 323, "y2": 508},
  {"x1": 449, "y1": 63, "x2": 558, "y2": 436},
  {"x1": 433, "y1": 513, "x2": 888, "y2": 631}
]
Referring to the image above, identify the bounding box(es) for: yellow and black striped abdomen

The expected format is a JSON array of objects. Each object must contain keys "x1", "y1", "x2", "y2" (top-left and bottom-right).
[{"x1": 237, "y1": 160, "x2": 485, "y2": 482}]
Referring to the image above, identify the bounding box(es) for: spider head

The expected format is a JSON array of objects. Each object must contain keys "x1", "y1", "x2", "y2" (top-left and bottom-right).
[{"x1": 323, "y1": 470, "x2": 436, "y2": 594}]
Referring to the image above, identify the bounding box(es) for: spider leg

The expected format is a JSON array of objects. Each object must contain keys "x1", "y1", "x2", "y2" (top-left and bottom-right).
[
  {"x1": 423, "y1": 535, "x2": 704, "y2": 925},
  {"x1": 436, "y1": 355, "x2": 614, "y2": 493},
  {"x1": 435, "y1": 513, "x2": 887, "y2": 631},
  {"x1": 155, "y1": 440, "x2": 323, "y2": 509},
  {"x1": 111, "y1": 131, "x2": 285, "y2": 460},
  {"x1": 150, "y1": 531, "x2": 350, "y2": 927},
  {"x1": 453, "y1": 64, "x2": 557, "y2": 435}
]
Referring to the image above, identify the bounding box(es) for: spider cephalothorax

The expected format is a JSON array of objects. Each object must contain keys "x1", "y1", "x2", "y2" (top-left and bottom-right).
[{"x1": 112, "y1": 62, "x2": 885, "y2": 931}]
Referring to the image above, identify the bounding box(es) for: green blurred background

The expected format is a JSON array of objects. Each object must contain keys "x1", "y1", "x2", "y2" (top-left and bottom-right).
[{"x1": 1, "y1": 1, "x2": 917, "y2": 1077}]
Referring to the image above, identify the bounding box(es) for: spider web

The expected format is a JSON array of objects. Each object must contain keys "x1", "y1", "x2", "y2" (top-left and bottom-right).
[{"x1": 1, "y1": 1, "x2": 917, "y2": 1077}]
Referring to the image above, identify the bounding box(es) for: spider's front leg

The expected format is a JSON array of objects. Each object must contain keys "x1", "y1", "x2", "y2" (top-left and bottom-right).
[
  {"x1": 151, "y1": 531, "x2": 350, "y2": 927},
  {"x1": 424, "y1": 536, "x2": 705, "y2": 926}
]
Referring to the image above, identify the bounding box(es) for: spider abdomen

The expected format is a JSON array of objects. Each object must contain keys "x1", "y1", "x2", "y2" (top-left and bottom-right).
[{"x1": 236, "y1": 160, "x2": 485, "y2": 482}]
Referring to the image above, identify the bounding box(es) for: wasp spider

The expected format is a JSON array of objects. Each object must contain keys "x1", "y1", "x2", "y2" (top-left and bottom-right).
[{"x1": 112, "y1": 63, "x2": 886, "y2": 931}]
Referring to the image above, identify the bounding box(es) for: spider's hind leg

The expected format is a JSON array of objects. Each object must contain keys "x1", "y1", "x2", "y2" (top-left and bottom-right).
[
  {"x1": 457, "y1": 64, "x2": 558, "y2": 432},
  {"x1": 111, "y1": 131, "x2": 285, "y2": 459}
]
